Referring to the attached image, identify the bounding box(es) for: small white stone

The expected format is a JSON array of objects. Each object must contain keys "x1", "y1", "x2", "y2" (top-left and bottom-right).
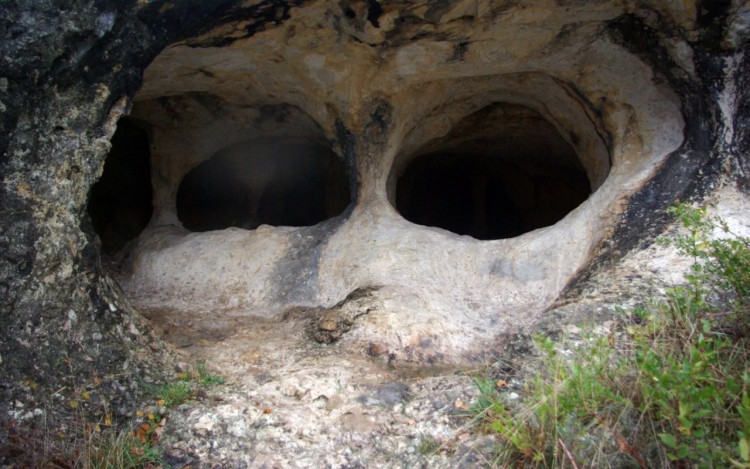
[
  {"x1": 228, "y1": 419, "x2": 248, "y2": 437},
  {"x1": 194, "y1": 414, "x2": 215, "y2": 432}
]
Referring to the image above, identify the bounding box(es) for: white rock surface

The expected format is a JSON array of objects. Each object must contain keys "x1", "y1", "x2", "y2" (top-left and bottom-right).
[
  {"x1": 94, "y1": 2, "x2": 750, "y2": 466},
  {"x1": 115, "y1": 0, "x2": 694, "y2": 364}
]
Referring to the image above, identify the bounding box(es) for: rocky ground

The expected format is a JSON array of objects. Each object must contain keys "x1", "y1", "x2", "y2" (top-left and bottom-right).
[
  {"x1": 129, "y1": 246, "x2": 659, "y2": 468},
  {"x1": 145, "y1": 309, "x2": 492, "y2": 468},
  {"x1": 118, "y1": 185, "x2": 750, "y2": 468}
]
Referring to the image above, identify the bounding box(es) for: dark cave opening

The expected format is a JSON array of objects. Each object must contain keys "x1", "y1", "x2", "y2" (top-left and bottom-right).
[
  {"x1": 176, "y1": 139, "x2": 351, "y2": 232},
  {"x1": 87, "y1": 118, "x2": 153, "y2": 255},
  {"x1": 394, "y1": 103, "x2": 592, "y2": 240}
]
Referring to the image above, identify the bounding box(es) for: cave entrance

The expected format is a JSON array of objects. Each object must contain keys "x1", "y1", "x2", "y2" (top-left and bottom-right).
[
  {"x1": 393, "y1": 103, "x2": 592, "y2": 240},
  {"x1": 176, "y1": 139, "x2": 350, "y2": 232},
  {"x1": 87, "y1": 117, "x2": 153, "y2": 255}
]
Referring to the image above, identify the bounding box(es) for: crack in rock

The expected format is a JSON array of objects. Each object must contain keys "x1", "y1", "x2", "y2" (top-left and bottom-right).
[{"x1": 311, "y1": 286, "x2": 383, "y2": 343}]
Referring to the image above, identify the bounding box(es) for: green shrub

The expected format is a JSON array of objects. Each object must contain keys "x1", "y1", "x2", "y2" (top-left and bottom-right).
[{"x1": 474, "y1": 202, "x2": 750, "y2": 468}]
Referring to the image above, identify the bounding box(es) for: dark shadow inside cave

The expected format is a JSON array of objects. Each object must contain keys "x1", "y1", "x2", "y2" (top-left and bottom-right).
[
  {"x1": 176, "y1": 139, "x2": 350, "y2": 231},
  {"x1": 87, "y1": 118, "x2": 153, "y2": 255},
  {"x1": 394, "y1": 103, "x2": 592, "y2": 240}
]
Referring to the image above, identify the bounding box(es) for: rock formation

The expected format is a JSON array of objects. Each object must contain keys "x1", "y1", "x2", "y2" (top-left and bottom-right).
[{"x1": 1, "y1": 0, "x2": 748, "y2": 465}]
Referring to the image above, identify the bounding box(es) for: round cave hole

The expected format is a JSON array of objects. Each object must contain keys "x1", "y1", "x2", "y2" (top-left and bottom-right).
[
  {"x1": 176, "y1": 140, "x2": 351, "y2": 231},
  {"x1": 87, "y1": 118, "x2": 153, "y2": 255},
  {"x1": 394, "y1": 103, "x2": 592, "y2": 240}
]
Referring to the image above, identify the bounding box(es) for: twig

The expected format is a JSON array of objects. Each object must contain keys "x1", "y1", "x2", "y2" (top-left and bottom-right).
[{"x1": 558, "y1": 438, "x2": 579, "y2": 469}]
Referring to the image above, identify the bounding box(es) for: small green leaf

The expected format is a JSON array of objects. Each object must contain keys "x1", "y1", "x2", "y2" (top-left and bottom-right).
[
  {"x1": 660, "y1": 433, "x2": 678, "y2": 448},
  {"x1": 677, "y1": 445, "x2": 690, "y2": 459},
  {"x1": 740, "y1": 435, "x2": 749, "y2": 462}
]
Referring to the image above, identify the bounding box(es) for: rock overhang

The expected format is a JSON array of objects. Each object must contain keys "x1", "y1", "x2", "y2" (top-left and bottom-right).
[{"x1": 93, "y1": 0, "x2": 699, "y2": 363}]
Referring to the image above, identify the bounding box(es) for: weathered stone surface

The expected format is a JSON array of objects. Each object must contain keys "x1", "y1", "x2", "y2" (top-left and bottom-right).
[
  {"x1": 139, "y1": 184, "x2": 747, "y2": 468},
  {"x1": 311, "y1": 286, "x2": 382, "y2": 343},
  {"x1": 0, "y1": 0, "x2": 288, "y2": 451},
  {"x1": 116, "y1": 0, "x2": 745, "y2": 366},
  {"x1": 156, "y1": 315, "x2": 483, "y2": 468},
  {"x1": 0, "y1": 0, "x2": 748, "y2": 466}
]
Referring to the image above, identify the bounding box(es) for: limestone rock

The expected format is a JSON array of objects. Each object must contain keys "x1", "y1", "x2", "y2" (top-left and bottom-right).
[
  {"x1": 109, "y1": 0, "x2": 748, "y2": 366},
  {"x1": 311, "y1": 287, "x2": 382, "y2": 344},
  {"x1": 0, "y1": 0, "x2": 748, "y2": 466}
]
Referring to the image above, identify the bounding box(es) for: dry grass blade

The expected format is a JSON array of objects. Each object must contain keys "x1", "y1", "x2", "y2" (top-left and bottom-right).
[{"x1": 558, "y1": 438, "x2": 579, "y2": 469}]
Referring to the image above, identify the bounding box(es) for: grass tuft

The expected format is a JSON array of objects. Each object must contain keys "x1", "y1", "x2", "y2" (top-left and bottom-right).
[
  {"x1": 2, "y1": 362, "x2": 227, "y2": 467},
  {"x1": 77, "y1": 426, "x2": 162, "y2": 469},
  {"x1": 473, "y1": 202, "x2": 750, "y2": 468},
  {"x1": 196, "y1": 362, "x2": 225, "y2": 386},
  {"x1": 155, "y1": 381, "x2": 192, "y2": 408},
  {"x1": 418, "y1": 434, "x2": 442, "y2": 455}
]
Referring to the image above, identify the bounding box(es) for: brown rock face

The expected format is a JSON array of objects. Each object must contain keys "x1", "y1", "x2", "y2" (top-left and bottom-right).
[{"x1": 0, "y1": 1, "x2": 748, "y2": 462}]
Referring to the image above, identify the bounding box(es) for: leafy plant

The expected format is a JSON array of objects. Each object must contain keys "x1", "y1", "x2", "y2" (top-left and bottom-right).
[{"x1": 474, "y1": 202, "x2": 750, "y2": 468}]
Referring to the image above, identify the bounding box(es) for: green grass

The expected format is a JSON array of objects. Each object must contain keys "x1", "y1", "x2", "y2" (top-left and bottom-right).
[
  {"x1": 79, "y1": 362, "x2": 226, "y2": 467},
  {"x1": 76, "y1": 363, "x2": 226, "y2": 467},
  {"x1": 77, "y1": 428, "x2": 162, "y2": 469},
  {"x1": 196, "y1": 362, "x2": 225, "y2": 386},
  {"x1": 155, "y1": 381, "x2": 192, "y2": 408},
  {"x1": 155, "y1": 362, "x2": 224, "y2": 407},
  {"x1": 418, "y1": 434, "x2": 442, "y2": 455},
  {"x1": 473, "y1": 202, "x2": 750, "y2": 468}
]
